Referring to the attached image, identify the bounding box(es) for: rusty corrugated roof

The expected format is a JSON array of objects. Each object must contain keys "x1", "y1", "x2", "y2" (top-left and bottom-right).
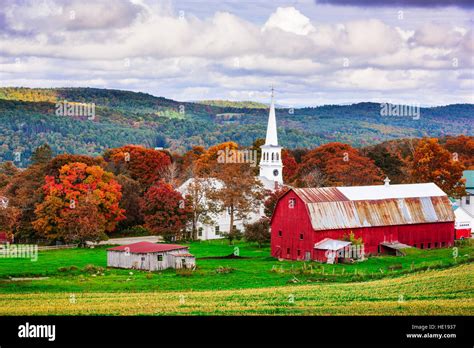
[
  {"x1": 293, "y1": 187, "x2": 349, "y2": 203},
  {"x1": 293, "y1": 186, "x2": 455, "y2": 231}
]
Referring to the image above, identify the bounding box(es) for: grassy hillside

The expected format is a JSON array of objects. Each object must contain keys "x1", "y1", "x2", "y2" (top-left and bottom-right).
[
  {"x1": 0, "y1": 263, "x2": 471, "y2": 315},
  {"x1": 0, "y1": 87, "x2": 472, "y2": 165}
]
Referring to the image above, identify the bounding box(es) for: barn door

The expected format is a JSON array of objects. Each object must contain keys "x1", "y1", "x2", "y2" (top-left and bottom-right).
[{"x1": 305, "y1": 251, "x2": 311, "y2": 261}]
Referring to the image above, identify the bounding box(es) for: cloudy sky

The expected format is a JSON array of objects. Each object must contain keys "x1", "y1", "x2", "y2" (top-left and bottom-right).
[{"x1": 0, "y1": 0, "x2": 473, "y2": 106}]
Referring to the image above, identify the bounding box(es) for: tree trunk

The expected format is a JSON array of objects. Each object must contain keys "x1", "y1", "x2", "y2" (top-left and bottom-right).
[{"x1": 228, "y1": 206, "x2": 234, "y2": 245}]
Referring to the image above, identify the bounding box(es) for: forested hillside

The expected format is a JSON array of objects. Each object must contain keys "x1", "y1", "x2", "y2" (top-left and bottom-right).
[{"x1": 0, "y1": 87, "x2": 472, "y2": 166}]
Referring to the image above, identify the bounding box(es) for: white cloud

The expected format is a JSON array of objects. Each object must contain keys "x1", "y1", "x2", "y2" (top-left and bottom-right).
[
  {"x1": 0, "y1": 1, "x2": 472, "y2": 105},
  {"x1": 263, "y1": 7, "x2": 315, "y2": 35}
]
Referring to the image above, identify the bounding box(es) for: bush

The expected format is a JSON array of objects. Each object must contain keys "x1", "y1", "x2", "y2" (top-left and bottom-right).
[
  {"x1": 176, "y1": 268, "x2": 194, "y2": 277},
  {"x1": 215, "y1": 266, "x2": 235, "y2": 274},
  {"x1": 83, "y1": 264, "x2": 105, "y2": 274}
]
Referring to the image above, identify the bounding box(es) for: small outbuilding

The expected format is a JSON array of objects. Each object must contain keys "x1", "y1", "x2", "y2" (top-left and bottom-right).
[
  {"x1": 107, "y1": 241, "x2": 196, "y2": 271},
  {"x1": 313, "y1": 238, "x2": 353, "y2": 264}
]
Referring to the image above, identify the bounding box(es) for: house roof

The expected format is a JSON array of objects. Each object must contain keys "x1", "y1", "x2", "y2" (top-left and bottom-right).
[
  {"x1": 463, "y1": 170, "x2": 474, "y2": 189},
  {"x1": 314, "y1": 238, "x2": 351, "y2": 250},
  {"x1": 108, "y1": 242, "x2": 187, "y2": 254},
  {"x1": 278, "y1": 183, "x2": 455, "y2": 231}
]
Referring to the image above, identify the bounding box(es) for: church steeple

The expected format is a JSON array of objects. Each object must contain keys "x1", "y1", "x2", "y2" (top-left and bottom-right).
[
  {"x1": 265, "y1": 87, "x2": 278, "y2": 146},
  {"x1": 259, "y1": 87, "x2": 283, "y2": 187}
]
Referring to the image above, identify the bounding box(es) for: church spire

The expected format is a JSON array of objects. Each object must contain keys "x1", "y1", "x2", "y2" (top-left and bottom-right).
[{"x1": 264, "y1": 86, "x2": 278, "y2": 146}]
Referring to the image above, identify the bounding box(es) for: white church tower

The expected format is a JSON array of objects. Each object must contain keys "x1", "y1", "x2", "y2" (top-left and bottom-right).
[{"x1": 259, "y1": 88, "x2": 283, "y2": 187}]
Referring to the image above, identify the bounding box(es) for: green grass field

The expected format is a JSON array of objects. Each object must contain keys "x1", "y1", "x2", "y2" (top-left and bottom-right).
[{"x1": 0, "y1": 240, "x2": 472, "y2": 315}]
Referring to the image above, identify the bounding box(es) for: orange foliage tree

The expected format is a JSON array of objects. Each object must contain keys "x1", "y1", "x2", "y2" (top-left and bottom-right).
[
  {"x1": 443, "y1": 135, "x2": 474, "y2": 170},
  {"x1": 33, "y1": 162, "x2": 125, "y2": 244},
  {"x1": 296, "y1": 142, "x2": 384, "y2": 186},
  {"x1": 410, "y1": 138, "x2": 466, "y2": 197},
  {"x1": 103, "y1": 145, "x2": 171, "y2": 188}
]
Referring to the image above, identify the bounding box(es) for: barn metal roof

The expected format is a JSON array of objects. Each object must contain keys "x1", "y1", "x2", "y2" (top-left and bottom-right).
[
  {"x1": 108, "y1": 242, "x2": 188, "y2": 254},
  {"x1": 292, "y1": 183, "x2": 455, "y2": 231},
  {"x1": 314, "y1": 238, "x2": 351, "y2": 250}
]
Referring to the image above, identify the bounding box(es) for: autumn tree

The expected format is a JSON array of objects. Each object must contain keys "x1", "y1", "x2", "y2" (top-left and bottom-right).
[
  {"x1": 363, "y1": 144, "x2": 405, "y2": 184},
  {"x1": 33, "y1": 162, "x2": 125, "y2": 244},
  {"x1": 31, "y1": 143, "x2": 53, "y2": 165},
  {"x1": 244, "y1": 218, "x2": 270, "y2": 248},
  {"x1": 194, "y1": 141, "x2": 239, "y2": 176},
  {"x1": 46, "y1": 154, "x2": 105, "y2": 177},
  {"x1": 282, "y1": 149, "x2": 298, "y2": 183},
  {"x1": 115, "y1": 174, "x2": 143, "y2": 230},
  {"x1": 3, "y1": 164, "x2": 47, "y2": 241},
  {"x1": 140, "y1": 181, "x2": 189, "y2": 240},
  {"x1": 184, "y1": 178, "x2": 214, "y2": 240},
  {"x1": 410, "y1": 138, "x2": 466, "y2": 197},
  {"x1": 0, "y1": 161, "x2": 19, "y2": 189},
  {"x1": 296, "y1": 142, "x2": 384, "y2": 186},
  {"x1": 104, "y1": 145, "x2": 171, "y2": 188},
  {"x1": 442, "y1": 135, "x2": 474, "y2": 170},
  {"x1": 207, "y1": 162, "x2": 264, "y2": 244},
  {"x1": 264, "y1": 186, "x2": 290, "y2": 218}
]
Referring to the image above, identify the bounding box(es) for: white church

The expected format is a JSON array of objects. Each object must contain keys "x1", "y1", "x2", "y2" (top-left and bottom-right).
[{"x1": 178, "y1": 91, "x2": 283, "y2": 240}]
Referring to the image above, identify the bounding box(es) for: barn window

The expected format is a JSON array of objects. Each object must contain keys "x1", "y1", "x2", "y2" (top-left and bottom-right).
[
  {"x1": 215, "y1": 226, "x2": 220, "y2": 236},
  {"x1": 198, "y1": 227, "x2": 203, "y2": 237},
  {"x1": 297, "y1": 249, "x2": 301, "y2": 257},
  {"x1": 427, "y1": 243, "x2": 431, "y2": 249},
  {"x1": 286, "y1": 248, "x2": 290, "y2": 255},
  {"x1": 299, "y1": 233, "x2": 304, "y2": 240},
  {"x1": 441, "y1": 242, "x2": 445, "y2": 247},
  {"x1": 278, "y1": 230, "x2": 282, "y2": 237},
  {"x1": 413, "y1": 244, "x2": 417, "y2": 248},
  {"x1": 420, "y1": 243, "x2": 424, "y2": 249},
  {"x1": 157, "y1": 254, "x2": 163, "y2": 262},
  {"x1": 434, "y1": 242, "x2": 438, "y2": 248},
  {"x1": 289, "y1": 198, "x2": 296, "y2": 209}
]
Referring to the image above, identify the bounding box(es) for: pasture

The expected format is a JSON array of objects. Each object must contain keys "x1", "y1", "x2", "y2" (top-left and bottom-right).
[{"x1": 0, "y1": 240, "x2": 472, "y2": 315}]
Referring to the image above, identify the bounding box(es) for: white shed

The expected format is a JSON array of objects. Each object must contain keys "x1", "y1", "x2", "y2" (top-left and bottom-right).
[{"x1": 107, "y1": 242, "x2": 196, "y2": 271}]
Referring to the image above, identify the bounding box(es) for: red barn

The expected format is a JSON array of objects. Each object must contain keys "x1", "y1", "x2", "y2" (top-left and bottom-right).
[{"x1": 270, "y1": 183, "x2": 455, "y2": 261}]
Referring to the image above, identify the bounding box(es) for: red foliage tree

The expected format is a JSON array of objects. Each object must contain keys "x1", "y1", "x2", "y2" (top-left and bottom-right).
[
  {"x1": 282, "y1": 149, "x2": 298, "y2": 183},
  {"x1": 296, "y1": 142, "x2": 384, "y2": 186},
  {"x1": 140, "y1": 181, "x2": 189, "y2": 239},
  {"x1": 104, "y1": 145, "x2": 171, "y2": 188}
]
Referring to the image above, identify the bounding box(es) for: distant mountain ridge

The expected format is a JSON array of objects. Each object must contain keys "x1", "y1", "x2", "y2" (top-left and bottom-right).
[{"x1": 0, "y1": 87, "x2": 472, "y2": 166}]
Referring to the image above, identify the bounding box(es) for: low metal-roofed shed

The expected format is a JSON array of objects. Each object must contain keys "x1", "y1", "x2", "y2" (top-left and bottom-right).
[
  {"x1": 313, "y1": 238, "x2": 352, "y2": 263},
  {"x1": 107, "y1": 242, "x2": 195, "y2": 271},
  {"x1": 379, "y1": 241, "x2": 412, "y2": 256}
]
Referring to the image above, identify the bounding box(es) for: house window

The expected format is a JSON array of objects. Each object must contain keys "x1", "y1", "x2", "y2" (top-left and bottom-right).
[
  {"x1": 157, "y1": 254, "x2": 163, "y2": 262},
  {"x1": 141, "y1": 256, "x2": 145, "y2": 261},
  {"x1": 278, "y1": 230, "x2": 282, "y2": 237},
  {"x1": 466, "y1": 196, "x2": 470, "y2": 205},
  {"x1": 198, "y1": 227, "x2": 203, "y2": 237},
  {"x1": 299, "y1": 233, "x2": 304, "y2": 240},
  {"x1": 289, "y1": 198, "x2": 296, "y2": 209},
  {"x1": 215, "y1": 226, "x2": 220, "y2": 236}
]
